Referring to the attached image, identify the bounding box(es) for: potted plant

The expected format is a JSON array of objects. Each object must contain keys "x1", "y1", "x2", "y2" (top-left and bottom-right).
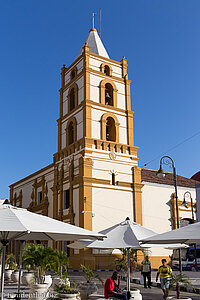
[
  {"x1": 54, "y1": 281, "x2": 78, "y2": 300},
  {"x1": 22, "y1": 263, "x2": 34, "y2": 286},
  {"x1": 52, "y1": 250, "x2": 70, "y2": 288},
  {"x1": 23, "y1": 243, "x2": 57, "y2": 300},
  {"x1": 129, "y1": 288, "x2": 142, "y2": 300},
  {"x1": 5, "y1": 253, "x2": 18, "y2": 282},
  {"x1": 114, "y1": 248, "x2": 143, "y2": 273},
  {"x1": 167, "y1": 273, "x2": 193, "y2": 300},
  {"x1": 78, "y1": 265, "x2": 103, "y2": 300}
]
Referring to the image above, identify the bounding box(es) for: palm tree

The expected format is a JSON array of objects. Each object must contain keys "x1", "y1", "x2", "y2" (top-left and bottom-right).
[
  {"x1": 23, "y1": 243, "x2": 57, "y2": 284},
  {"x1": 52, "y1": 250, "x2": 69, "y2": 281},
  {"x1": 170, "y1": 273, "x2": 192, "y2": 299}
]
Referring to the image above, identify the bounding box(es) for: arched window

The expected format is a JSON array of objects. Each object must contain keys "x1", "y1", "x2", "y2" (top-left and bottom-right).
[
  {"x1": 66, "y1": 117, "x2": 77, "y2": 146},
  {"x1": 101, "y1": 113, "x2": 119, "y2": 143},
  {"x1": 70, "y1": 67, "x2": 77, "y2": 80},
  {"x1": 68, "y1": 84, "x2": 78, "y2": 112},
  {"x1": 104, "y1": 65, "x2": 110, "y2": 76},
  {"x1": 68, "y1": 121, "x2": 74, "y2": 145},
  {"x1": 112, "y1": 173, "x2": 115, "y2": 185},
  {"x1": 100, "y1": 63, "x2": 112, "y2": 76},
  {"x1": 100, "y1": 79, "x2": 117, "y2": 107},
  {"x1": 71, "y1": 70, "x2": 75, "y2": 80},
  {"x1": 106, "y1": 117, "x2": 116, "y2": 142},
  {"x1": 69, "y1": 88, "x2": 75, "y2": 111},
  {"x1": 105, "y1": 83, "x2": 113, "y2": 106}
]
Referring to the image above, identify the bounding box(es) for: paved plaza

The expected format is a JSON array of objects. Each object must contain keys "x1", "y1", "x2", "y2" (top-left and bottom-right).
[
  {"x1": 2, "y1": 270, "x2": 200, "y2": 300},
  {"x1": 69, "y1": 271, "x2": 200, "y2": 300}
]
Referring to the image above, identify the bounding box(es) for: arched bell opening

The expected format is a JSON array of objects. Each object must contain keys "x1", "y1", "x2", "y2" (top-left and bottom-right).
[
  {"x1": 104, "y1": 65, "x2": 110, "y2": 76},
  {"x1": 105, "y1": 83, "x2": 113, "y2": 106},
  {"x1": 69, "y1": 88, "x2": 75, "y2": 111},
  {"x1": 100, "y1": 63, "x2": 112, "y2": 76},
  {"x1": 70, "y1": 67, "x2": 77, "y2": 81},
  {"x1": 112, "y1": 173, "x2": 116, "y2": 185},
  {"x1": 106, "y1": 117, "x2": 116, "y2": 142},
  {"x1": 68, "y1": 121, "x2": 75, "y2": 145}
]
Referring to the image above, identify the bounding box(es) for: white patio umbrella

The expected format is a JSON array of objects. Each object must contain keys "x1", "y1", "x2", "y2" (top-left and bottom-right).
[
  {"x1": 142, "y1": 221, "x2": 200, "y2": 245},
  {"x1": 69, "y1": 217, "x2": 188, "y2": 291},
  {"x1": 0, "y1": 201, "x2": 106, "y2": 300},
  {"x1": 69, "y1": 217, "x2": 157, "y2": 291},
  {"x1": 69, "y1": 240, "x2": 188, "y2": 250}
]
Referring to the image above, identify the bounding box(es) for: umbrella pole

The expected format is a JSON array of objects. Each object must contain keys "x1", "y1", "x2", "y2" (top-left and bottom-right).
[
  {"x1": 0, "y1": 241, "x2": 7, "y2": 300},
  {"x1": 127, "y1": 248, "x2": 130, "y2": 292},
  {"x1": 17, "y1": 241, "x2": 25, "y2": 298}
]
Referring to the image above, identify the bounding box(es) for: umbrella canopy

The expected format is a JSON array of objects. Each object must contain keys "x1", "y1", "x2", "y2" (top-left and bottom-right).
[
  {"x1": 69, "y1": 217, "x2": 157, "y2": 249},
  {"x1": 69, "y1": 217, "x2": 188, "y2": 291},
  {"x1": 69, "y1": 240, "x2": 188, "y2": 250},
  {"x1": 142, "y1": 221, "x2": 200, "y2": 245},
  {"x1": 70, "y1": 217, "x2": 157, "y2": 292},
  {"x1": 0, "y1": 202, "x2": 106, "y2": 300},
  {"x1": 0, "y1": 203, "x2": 105, "y2": 241}
]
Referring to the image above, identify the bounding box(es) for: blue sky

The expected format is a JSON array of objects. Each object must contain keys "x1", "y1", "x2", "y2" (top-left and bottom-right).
[{"x1": 0, "y1": 0, "x2": 200, "y2": 198}]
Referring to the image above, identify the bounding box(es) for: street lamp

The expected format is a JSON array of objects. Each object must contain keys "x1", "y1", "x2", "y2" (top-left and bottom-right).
[
  {"x1": 157, "y1": 156, "x2": 182, "y2": 272},
  {"x1": 182, "y1": 191, "x2": 194, "y2": 222},
  {"x1": 182, "y1": 191, "x2": 198, "y2": 271}
]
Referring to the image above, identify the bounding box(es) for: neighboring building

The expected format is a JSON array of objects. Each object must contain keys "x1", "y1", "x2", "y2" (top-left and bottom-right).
[
  {"x1": 141, "y1": 168, "x2": 197, "y2": 267},
  {"x1": 196, "y1": 183, "x2": 200, "y2": 222},
  {"x1": 191, "y1": 171, "x2": 200, "y2": 182},
  {"x1": 0, "y1": 199, "x2": 6, "y2": 205},
  {"x1": 9, "y1": 28, "x2": 197, "y2": 269}
]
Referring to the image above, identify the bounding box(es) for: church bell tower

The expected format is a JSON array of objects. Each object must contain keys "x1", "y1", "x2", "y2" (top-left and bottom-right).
[{"x1": 53, "y1": 27, "x2": 143, "y2": 267}]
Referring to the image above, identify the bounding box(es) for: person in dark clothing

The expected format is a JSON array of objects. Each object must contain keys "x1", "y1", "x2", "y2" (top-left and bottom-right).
[
  {"x1": 104, "y1": 271, "x2": 130, "y2": 300},
  {"x1": 141, "y1": 256, "x2": 151, "y2": 288}
]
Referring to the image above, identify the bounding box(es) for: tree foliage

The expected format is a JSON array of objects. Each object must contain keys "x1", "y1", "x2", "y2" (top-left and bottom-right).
[
  {"x1": 169, "y1": 273, "x2": 193, "y2": 299},
  {"x1": 22, "y1": 243, "x2": 57, "y2": 284},
  {"x1": 80, "y1": 264, "x2": 104, "y2": 285}
]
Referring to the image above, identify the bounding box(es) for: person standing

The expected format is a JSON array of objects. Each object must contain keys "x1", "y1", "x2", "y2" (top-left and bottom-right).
[
  {"x1": 141, "y1": 256, "x2": 151, "y2": 288},
  {"x1": 156, "y1": 259, "x2": 172, "y2": 299}
]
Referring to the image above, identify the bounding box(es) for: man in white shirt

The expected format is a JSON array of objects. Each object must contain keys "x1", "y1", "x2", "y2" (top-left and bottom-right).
[{"x1": 141, "y1": 256, "x2": 151, "y2": 288}]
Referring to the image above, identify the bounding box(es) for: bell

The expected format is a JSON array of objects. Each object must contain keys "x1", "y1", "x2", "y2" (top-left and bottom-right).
[{"x1": 105, "y1": 91, "x2": 111, "y2": 99}]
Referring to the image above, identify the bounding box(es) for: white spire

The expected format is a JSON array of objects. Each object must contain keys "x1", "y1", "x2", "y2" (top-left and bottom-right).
[{"x1": 76, "y1": 28, "x2": 109, "y2": 59}]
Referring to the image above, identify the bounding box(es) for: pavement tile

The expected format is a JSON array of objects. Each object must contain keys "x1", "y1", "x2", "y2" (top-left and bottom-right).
[{"x1": 1, "y1": 270, "x2": 200, "y2": 300}]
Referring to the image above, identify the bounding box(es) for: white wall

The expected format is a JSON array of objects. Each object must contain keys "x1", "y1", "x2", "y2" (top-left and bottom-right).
[
  {"x1": 142, "y1": 182, "x2": 196, "y2": 257},
  {"x1": 92, "y1": 186, "x2": 134, "y2": 232},
  {"x1": 91, "y1": 154, "x2": 134, "y2": 183},
  {"x1": 196, "y1": 183, "x2": 200, "y2": 221}
]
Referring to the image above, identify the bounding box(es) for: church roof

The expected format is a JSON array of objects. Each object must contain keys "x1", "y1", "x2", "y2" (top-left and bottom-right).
[
  {"x1": 76, "y1": 28, "x2": 109, "y2": 59},
  {"x1": 141, "y1": 168, "x2": 197, "y2": 188}
]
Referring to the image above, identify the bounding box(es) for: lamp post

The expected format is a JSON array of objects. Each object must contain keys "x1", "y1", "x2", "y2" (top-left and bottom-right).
[
  {"x1": 182, "y1": 191, "x2": 198, "y2": 271},
  {"x1": 156, "y1": 156, "x2": 182, "y2": 272},
  {"x1": 182, "y1": 191, "x2": 194, "y2": 221}
]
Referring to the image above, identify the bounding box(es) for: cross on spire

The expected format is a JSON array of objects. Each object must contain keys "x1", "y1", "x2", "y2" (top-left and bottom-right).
[{"x1": 91, "y1": 12, "x2": 96, "y2": 28}]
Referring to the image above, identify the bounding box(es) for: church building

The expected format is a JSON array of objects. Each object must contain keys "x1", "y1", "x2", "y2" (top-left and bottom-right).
[{"x1": 9, "y1": 28, "x2": 198, "y2": 269}]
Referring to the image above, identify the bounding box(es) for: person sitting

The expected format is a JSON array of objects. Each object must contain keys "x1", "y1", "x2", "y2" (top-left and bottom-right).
[{"x1": 104, "y1": 271, "x2": 130, "y2": 300}]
